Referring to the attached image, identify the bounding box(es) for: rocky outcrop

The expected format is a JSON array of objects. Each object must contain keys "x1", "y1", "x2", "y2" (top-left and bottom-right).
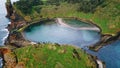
[
  {"x1": 89, "y1": 55, "x2": 106, "y2": 68},
  {"x1": 0, "y1": 48, "x2": 17, "y2": 68},
  {"x1": 89, "y1": 31, "x2": 120, "y2": 51},
  {"x1": 5, "y1": 0, "x2": 29, "y2": 47},
  {"x1": 0, "y1": 48, "x2": 26, "y2": 68},
  {"x1": 5, "y1": 0, "x2": 13, "y2": 18}
]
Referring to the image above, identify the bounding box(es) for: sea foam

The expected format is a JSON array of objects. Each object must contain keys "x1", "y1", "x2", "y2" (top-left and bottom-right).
[{"x1": 0, "y1": 29, "x2": 9, "y2": 46}]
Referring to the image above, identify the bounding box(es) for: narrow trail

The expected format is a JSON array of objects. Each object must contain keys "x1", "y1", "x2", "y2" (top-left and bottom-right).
[{"x1": 56, "y1": 18, "x2": 100, "y2": 31}]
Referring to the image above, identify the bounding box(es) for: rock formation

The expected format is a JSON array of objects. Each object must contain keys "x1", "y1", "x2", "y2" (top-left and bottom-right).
[
  {"x1": 5, "y1": 0, "x2": 28, "y2": 47},
  {"x1": 5, "y1": 0, "x2": 13, "y2": 18},
  {"x1": 89, "y1": 32, "x2": 120, "y2": 51},
  {"x1": 0, "y1": 48, "x2": 17, "y2": 68}
]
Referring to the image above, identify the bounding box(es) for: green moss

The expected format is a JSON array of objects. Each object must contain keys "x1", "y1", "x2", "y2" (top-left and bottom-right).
[{"x1": 14, "y1": 43, "x2": 96, "y2": 68}]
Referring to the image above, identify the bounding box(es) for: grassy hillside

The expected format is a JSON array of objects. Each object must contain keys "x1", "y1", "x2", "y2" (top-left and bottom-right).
[
  {"x1": 14, "y1": 43, "x2": 96, "y2": 68},
  {"x1": 13, "y1": 0, "x2": 120, "y2": 34}
]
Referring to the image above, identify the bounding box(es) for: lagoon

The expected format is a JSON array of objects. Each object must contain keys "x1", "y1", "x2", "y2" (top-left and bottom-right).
[
  {"x1": 24, "y1": 19, "x2": 100, "y2": 48},
  {"x1": 24, "y1": 19, "x2": 120, "y2": 68}
]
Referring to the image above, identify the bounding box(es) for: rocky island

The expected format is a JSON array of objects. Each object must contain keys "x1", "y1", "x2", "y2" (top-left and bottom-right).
[{"x1": 0, "y1": 0, "x2": 120, "y2": 68}]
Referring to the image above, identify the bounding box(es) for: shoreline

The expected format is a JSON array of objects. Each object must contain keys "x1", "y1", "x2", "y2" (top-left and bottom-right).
[
  {"x1": 3, "y1": 9, "x2": 108, "y2": 68},
  {"x1": 0, "y1": 29, "x2": 9, "y2": 46},
  {"x1": 4, "y1": 16, "x2": 105, "y2": 68},
  {"x1": 89, "y1": 32, "x2": 120, "y2": 51},
  {"x1": 56, "y1": 18, "x2": 100, "y2": 31},
  {"x1": 3, "y1": 0, "x2": 120, "y2": 68}
]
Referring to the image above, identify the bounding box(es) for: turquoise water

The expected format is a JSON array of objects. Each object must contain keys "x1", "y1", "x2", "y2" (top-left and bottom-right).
[
  {"x1": 64, "y1": 19, "x2": 94, "y2": 28},
  {"x1": 24, "y1": 21, "x2": 100, "y2": 48},
  {"x1": 24, "y1": 20, "x2": 120, "y2": 68}
]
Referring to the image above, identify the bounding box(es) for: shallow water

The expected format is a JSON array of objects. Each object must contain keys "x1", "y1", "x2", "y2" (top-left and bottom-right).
[{"x1": 64, "y1": 19, "x2": 94, "y2": 28}]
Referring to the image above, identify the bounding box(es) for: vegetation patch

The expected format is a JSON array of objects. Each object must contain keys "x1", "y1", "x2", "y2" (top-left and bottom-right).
[
  {"x1": 13, "y1": 0, "x2": 120, "y2": 34},
  {"x1": 14, "y1": 43, "x2": 96, "y2": 68}
]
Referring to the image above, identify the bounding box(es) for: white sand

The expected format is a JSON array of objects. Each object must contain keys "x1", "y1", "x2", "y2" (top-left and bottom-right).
[{"x1": 56, "y1": 18, "x2": 100, "y2": 31}]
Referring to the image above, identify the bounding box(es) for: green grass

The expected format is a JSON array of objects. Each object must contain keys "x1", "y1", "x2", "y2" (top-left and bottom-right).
[
  {"x1": 39, "y1": 4, "x2": 120, "y2": 34},
  {"x1": 14, "y1": 43, "x2": 96, "y2": 68},
  {"x1": 13, "y1": 1, "x2": 120, "y2": 34}
]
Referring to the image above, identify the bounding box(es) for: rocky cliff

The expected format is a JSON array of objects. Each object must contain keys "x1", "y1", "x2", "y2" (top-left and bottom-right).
[
  {"x1": 5, "y1": 0, "x2": 30, "y2": 47},
  {"x1": 5, "y1": 0, "x2": 13, "y2": 18},
  {"x1": 89, "y1": 32, "x2": 120, "y2": 51}
]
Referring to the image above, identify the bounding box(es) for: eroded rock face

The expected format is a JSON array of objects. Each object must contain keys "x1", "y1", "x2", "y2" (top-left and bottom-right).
[
  {"x1": 89, "y1": 31, "x2": 120, "y2": 51},
  {"x1": 5, "y1": 0, "x2": 27, "y2": 47},
  {"x1": 0, "y1": 48, "x2": 17, "y2": 68},
  {"x1": 0, "y1": 48, "x2": 27, "y2": 68},
  {"x1": 5, "y1": 0, "x2": 13, "y2": 18}
]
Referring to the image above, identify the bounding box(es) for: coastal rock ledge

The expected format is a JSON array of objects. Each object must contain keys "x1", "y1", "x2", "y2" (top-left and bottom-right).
[{"x1": 89, "y1": 32, "x2": 120, "y2": 51}]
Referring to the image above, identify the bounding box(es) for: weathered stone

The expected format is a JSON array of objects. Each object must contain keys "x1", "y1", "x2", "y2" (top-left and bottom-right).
[
  {"x1": 5, "y1": 0, "x2": 13, "y2": 18},
  {"x1": 89, "y1": 32, "x2": 120, "y2": 51},
  {"x1": 0, "y1": 48, "x2": 17, "y2": 68}
]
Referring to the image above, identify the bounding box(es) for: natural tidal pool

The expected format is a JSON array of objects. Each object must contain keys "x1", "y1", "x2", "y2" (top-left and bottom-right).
[
  {"x1": 23, "y1": 19, "x2": 120, "y2": 68},
  {"x1": 24, "y1": 19, "x2": 100, "y2": 48},
  {"x1": 0, "y1": 0, "x2": 119, "y2": 67}
]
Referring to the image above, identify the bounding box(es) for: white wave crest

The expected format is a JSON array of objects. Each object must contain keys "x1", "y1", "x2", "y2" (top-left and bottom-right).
[
  {"x1": 0, "y1": 29, "x2": 8, "y2": 32},
  {"x1": 0, "y1": 29, "x2": 9, "y2": 46}
]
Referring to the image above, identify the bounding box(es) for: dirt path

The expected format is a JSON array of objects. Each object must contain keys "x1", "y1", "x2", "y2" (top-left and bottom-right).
[{"x1": 56, "y1": 18, "x2": 100, "y2": 31}]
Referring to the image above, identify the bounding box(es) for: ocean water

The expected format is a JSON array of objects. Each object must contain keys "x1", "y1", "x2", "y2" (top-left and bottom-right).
[
  {"x1": 24, "y1": 20, "x2": 120, "y2": 68},
  {"x1": 97, "y1": 40, "x2": 120, "y2": 68},
  {"x1": 0, "y1": 0, "x2": 19, "y2": 46},
  {"x1": 0, "y1": 0, "x2": 10, "y2": 46}
]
